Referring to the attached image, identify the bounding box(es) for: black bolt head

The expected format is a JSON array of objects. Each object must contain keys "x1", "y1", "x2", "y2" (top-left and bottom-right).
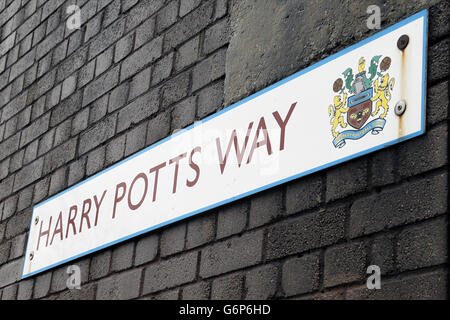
[{"x1": 397, "y1": 34, "x2": 409, "y2": 50}]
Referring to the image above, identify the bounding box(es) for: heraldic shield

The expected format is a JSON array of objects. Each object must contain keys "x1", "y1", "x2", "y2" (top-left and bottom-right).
[{"x1": 347, "y1": 88, "x2": 373, "y2": 129}]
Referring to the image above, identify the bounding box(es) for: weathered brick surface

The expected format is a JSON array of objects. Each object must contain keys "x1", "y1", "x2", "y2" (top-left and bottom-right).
[
  {"x1": 211, "y1": 272, "x2": 243, "y2": 300},
  {"x1": 324, "y1": 242, "x2": 367, "y2": 288},
  {"x1": 200, "y1": 231, "x2": 263, "y2": 278},
  {"x1": 97, "y1": 269, "x2": 142, "y2": 300},
  {"x1": 142, "y1": 251, "x2": 197, "y2": 294},
  {"x1": 245, "y1": 264, "x2": 279, "y2": 300},
  {"x1": 282, "y1": 253, "x2": 320, "y2": 296},
  {"x1": 0, "y1": 0, "x2": 447, "y2": 301},
  {"x1": 267, "y1": 206, "x2": 346, "y2": 260}
]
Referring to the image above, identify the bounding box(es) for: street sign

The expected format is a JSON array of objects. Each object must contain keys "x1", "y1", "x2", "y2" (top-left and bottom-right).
[{"x1": 23, "y1": 10, "x2": 427, "y2": 278}]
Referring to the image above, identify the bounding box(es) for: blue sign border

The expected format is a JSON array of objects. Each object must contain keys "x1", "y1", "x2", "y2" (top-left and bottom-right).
[{"x1": 22, "y1": 9, "x2": 428, "y2": 279}]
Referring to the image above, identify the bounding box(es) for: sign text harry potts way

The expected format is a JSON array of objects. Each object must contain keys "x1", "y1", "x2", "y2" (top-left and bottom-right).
[{"x1": 23, "y1": 11, "x2": 427, "y2": 278}]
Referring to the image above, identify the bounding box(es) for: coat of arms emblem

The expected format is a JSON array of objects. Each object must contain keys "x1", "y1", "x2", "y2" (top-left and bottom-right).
[{"x1": 328, "y1": 55, "x2": 395, "y2": 148}]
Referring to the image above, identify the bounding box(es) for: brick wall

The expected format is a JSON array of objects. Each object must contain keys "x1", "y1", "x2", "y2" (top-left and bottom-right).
[{"x1": 0, "y1": 0, "x2": 448, "y2": 300}]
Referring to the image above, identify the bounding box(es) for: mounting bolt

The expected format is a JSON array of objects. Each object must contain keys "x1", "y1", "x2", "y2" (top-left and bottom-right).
[
  {"x1": 395, "y1": 100, "x2": 407, "y2": 116},
  {"x1": 397, "y1": 34, "x2": 409, "y2": 50},
  {"x1": 29, "y1": 251, "x2": 34, "y2": 261},
  {"x1": 34, "y1": 216, "x2": 39, "y2": 225}
]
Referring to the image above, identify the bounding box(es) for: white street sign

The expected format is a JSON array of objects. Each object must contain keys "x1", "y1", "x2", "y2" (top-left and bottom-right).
[{"x1": 23, "y1": 10, "x2": 427, "y2": 278}]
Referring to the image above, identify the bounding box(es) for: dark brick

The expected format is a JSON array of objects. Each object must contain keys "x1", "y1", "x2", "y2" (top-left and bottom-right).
[
  {"x1": 324, "y1": 241, "x2": 366, "y2": 288},
  {"x1": 142, "y1": 251, "x2": 197, "y2": 294},
  {"x1": 129, "y1": 67, "x2": 151, "y2": 101},
  {"x1": 56, "y1": 48, "x2": 87, "y2": 82},
  {"x1": 160, "y1": 223, "x2": 186, "y2": 257},
  {"x1": 371, "y1": 148, "x2": 395, "y2": 187},
  {"x1": 211, "y1": 272, "x2": 243, "y2": 300},
  {"x1": 13, "y1": 157, "x2": 44, "y2": 192},
  {"x1": 200, "y1": 230, "x2": 263, "y2": 278},
  {"x1": 204, "y1": 18, "x2": 229, "y2": 54},
  {"x1": 111, "y1": 241, "x2": 134, "y2": 272},
  {"x1": 33, "y1": 177, "x2": 50, "y2": 203},
  {"x1": 150, "y1": 288, "x2": 180, "y2": 300},
  {"x1": 245, "y1": 264, "x2": 279, "y2": 299},
  {"x1": 370, "y1": 233, "x2": 395, "y2": 275},
  {"x1": 397, "y1": 217, "x2": 447, "y2": 272},
  {"x1": 216, "y1": 200, "x2": 248, "y2": 239},
  {"x1": 78, "y1": 60, "x2": 95, "y2": 88},
  {"x1": 50, "y1": 258, "x2": 90, "y2": 293},
  {"x1": 124, "y1": 122, "x2": 147, "y2": 156},
  {"x1": 349, "y1": 173, "x2": 447, "y2": 238},
  {"x1": 156, "y1": 0, "x2": 178, "y2": 33},
  {"x1": 346, "y1": 269, "x2": 447, "y2": 300},
  {"x1": 114, "y1": 33, "x2": 134, "y2": 63},
  {"x1": 19, "y1": 113, "x2": 50, "y2": 149},
  {"x1": 103, "y1": 0, "x2": 120, "y2": 27},
  {"x1": 0, "y1": 176, "x2": 14, "y2": 203},
  {"x1": 9, "y1": 233, "x2": 27, "y2": 259},
  {"x1": 79, "y1": 114, "x2": 117, "y2": 154},
  {"x1": 429, "y1": 0, "x2": 450, "y2": 41},
  {"x1": 0, "y1": 241, "x2": 11, "y2": 265},
  {"x1": 0, "y1": 259, "x2": 22, "y2": 288},
  {"x1": 135, "y1": 233, "x2": 159, "y2": 266},
  {"x1": 125, "y1": 0, "x2": 163, "y2": 32},
  {"x1": 196, "y1": 80, "x2": 224, "y2": 118},
  {"x1": 192, "y1": 48, "x2": 226, "y2": 92},
  {"x1": 37, "y1": 128, "x2": 55, "y2": 157},
  {"x1": 17, "y1": 278, "x2": 33, "y2": 300},
  {"x1": 50, "y1": 91, "x2": 83, "y2": 128},
  {"x1": 282, "y1": 253, "x2": 320, "y2": 296},
  {"x1": 108, "y1": 82, "x2": 129, "y2": 113},
  {"x1": 326, "y1": 158, "x2": 367, "y2": 201},
  {"x1": 48, "y1": 167, "x2": 67, "y2": 195},
  {"x1": 267, "y1": 206, "x2": 345, "y2": 260},
  {"x1": 1, "y1": 284, "x2": 17, "y2": 300},
  {"x1": 53, "y1": 283, "x2": 96, "y2": 300},
  {"x1": 174, "y1": 35, "x2": 199, "y2": 71},
  {"x1": 134, "y1": 17, "x2": 155, "y2": 50},
  {"x1": 117, "y1": 88, "x2": 159, "y2": 132},
  {"x1": 286, "y1": 173, "x2": 322, "y2": 215},
  {"x1": 427, "y1": 81, "x2": 448, "y2": 125},
  {"x1": 179, "y1": 0, "x2": 201, "y2": 17},
  {"x1": 97, "y1": 269, "x2": 142, "y2": 300},
  {"x1": 146, "y1": 111, "x2": 171, "y2": 145},
  {"x1": 54, "y1": 118, "x2": 72, "y2": 146},
  {"x1": 163, "y1": 0, "x2": 214, "y2": 52},
  {"x1": 121, "y1": 0, "x2": 139, "y2": 12},
  {"x1": 171, "y1": 96, "x2": 196, "y2": 129},
  {"x1": 33, "y1": 271, "x2": 52, "y2": 299},
  {"x1": 86, "y1": 146, "x2": 105, "y2": 176},
  {"x1": 151, "y1": 52, "x2": 174, "y2": 86},
  {"x1": 182, "y1": 281, "x2": 210, "y2": 300},
  {"x1": 2, "y1": 91, "x2": 27, "y2": 124},
  {"x1": 0, "y1": 133, "x2": 20, "y2": 162},
  {"x1": 105, "y1": 134, "x2": 126, "y2": 166},
  {"x1": 186, "y1": 213, "x2": 215, "y2": 249},
  {"x1": 89, "y1": 250, "x2": 111, "y2": 280},
  {"x1": 162, "y1": 71, "x2": 190, "y2": 109},
  {"x1": 95, "y1": 47, "x2": 113, "y2": 77},
  {"x1": 114, "y1": 33, "x2": 134, "y2": 62},
  {"x1": 120, "y1": 36, "x2": 163, "y2": 81},
  {"x1": 398, "y1": 124, "x2": 447, "y2": 178},
  {"x1": 428, "y1": 38, "x2": 449, "y2": 83},
  {"x1": 0, "y1": 158, "x2": 9, "y2": 180},
  {"x1": 249, "y1": 188, "x2": 282, "y2": 228},
  {"x1": 42, "y1": 138, "x2": 77, "y2": 175},
  {"x1": 71, "y1": 108, "x2": 89, "y2": 136},
  {"x1": 88, "y1": 19, "x2": 125, "y2": 60},
  {"x1": 82, "y1": 66, "x2": 119, "y2": 107}
]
